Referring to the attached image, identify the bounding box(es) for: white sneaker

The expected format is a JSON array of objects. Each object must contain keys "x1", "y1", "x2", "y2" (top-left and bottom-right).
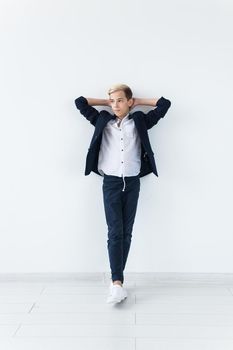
[
  {"x1": 109, "y1": 281, "x2": 120, "y2": 294},
  {"x1": 107, "y1": 284, "x2": 127, "y2": 304}
]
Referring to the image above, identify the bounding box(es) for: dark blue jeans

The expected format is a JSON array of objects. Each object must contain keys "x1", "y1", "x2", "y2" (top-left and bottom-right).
[{"x1": 102, "y1": 174, "x2": 140, "y2": 284}]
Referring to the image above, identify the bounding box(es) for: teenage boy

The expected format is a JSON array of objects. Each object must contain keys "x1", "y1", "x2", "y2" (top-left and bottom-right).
[{"x1": 74, "y1": 84, "x2": 171, "y2": 304}]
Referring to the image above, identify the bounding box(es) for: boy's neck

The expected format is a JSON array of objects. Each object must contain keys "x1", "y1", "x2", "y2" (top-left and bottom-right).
[{"x1": 116, "y1": 112, "x2": 129, "y2": 120}]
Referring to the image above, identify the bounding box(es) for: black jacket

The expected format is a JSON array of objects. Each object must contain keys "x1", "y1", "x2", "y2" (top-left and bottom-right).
[{"x1": 74, "y1": 96, "x2": 171, "y2": 178}]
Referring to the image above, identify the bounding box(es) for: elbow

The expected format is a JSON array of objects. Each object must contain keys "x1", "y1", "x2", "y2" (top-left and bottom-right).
[
  {"x1": 157, "y1": 96, "x2": 171, "y2": 108},
  {"x1": 74, "y1": 96, "x2": 87, "y2": 109}
]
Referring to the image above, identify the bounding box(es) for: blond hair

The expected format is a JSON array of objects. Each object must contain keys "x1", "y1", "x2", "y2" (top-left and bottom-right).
[{"x1": 108, "y1": 84, "x2": 133, "y2": 100}]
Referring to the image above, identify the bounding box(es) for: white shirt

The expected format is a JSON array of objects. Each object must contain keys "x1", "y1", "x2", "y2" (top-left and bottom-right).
[{"x1": 98, "y1": 113, "x2": 141, "y2": 178}]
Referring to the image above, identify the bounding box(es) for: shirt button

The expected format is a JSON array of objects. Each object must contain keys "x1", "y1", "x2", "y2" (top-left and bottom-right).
[
  {"x1": 121, "y1": 161, "x2": 123, "y2": 163},
  {"x1": 121, "y1": 138, "x2": 123, "y2": 140},
  {"x1": 121, "y1": 149, "x2": 123, "y2": 151}
]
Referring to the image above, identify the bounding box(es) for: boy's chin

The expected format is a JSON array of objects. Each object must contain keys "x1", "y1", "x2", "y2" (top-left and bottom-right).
[{"x1": 115, "y1": 112, "x2": 129, "y2": 118}]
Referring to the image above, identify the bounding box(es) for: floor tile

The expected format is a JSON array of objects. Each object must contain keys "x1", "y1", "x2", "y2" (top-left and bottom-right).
[
  {"x1": 135, "y1": 294, "x2": 233, "y2": 304},
  {"x1": 18, "y1": 311, "x2": 135, "y2": 325},
  {"x1": 136, "y1": 313, "x2": 233, "y2": 326},
  {"x1": 0, "y1": 325, "x2": 19, "y2": 337},
  {"x1": 14, "y1": 324, "x2": 233, "y2": 338},
  {"x1": 133, "y1": 285, "x2": 232, "y2": 295},
  {"x1": 0, "y1": 337, "x2": 135, "y2": 350},
  {"x1": 136, "y1": 339, "x2": 233, "y2": 350},
  {"x1": 0, "y1": 304, "x2": 33, "y2": 314}
]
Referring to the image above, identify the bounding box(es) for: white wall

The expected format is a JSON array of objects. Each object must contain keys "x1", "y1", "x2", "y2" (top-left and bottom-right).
[{"x1": 0, "y1": 0, "x2": 232, "y2": 273}]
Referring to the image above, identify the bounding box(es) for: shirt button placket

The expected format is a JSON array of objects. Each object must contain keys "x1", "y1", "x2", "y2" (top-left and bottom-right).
[{"x1": 120, "y1": 127, "x2": 124, "y2": 174}]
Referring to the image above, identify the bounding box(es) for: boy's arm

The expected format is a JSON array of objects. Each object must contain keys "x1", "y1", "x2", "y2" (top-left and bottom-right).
[
  {"x1": 74, "y1": 96, "x2": 110, "y2": 126},
  {"x1": 132, "y1": 96, "x2": 171, "y2": 129},
  {"x1": 85, "y1": 98, "x2": 110, "y2": 107},
  {"x1": 132, "y1": 98, "x2": 159, "y2": 108}
]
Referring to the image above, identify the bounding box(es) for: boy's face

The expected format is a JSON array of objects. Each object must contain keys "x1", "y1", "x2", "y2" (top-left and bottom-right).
[{"x1": 109, "y1": 90, "x2": 133, "y2": 119}]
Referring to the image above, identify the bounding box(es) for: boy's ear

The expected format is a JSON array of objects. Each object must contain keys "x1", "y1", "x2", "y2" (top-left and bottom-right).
[{"x1": 128, "y1": 98, "x2": 133, "y2": 107}]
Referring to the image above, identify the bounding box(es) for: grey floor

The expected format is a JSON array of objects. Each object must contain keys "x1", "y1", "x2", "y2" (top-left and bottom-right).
[{"x1": 1, "y1": 273, "x2": 233, "y2": 349}]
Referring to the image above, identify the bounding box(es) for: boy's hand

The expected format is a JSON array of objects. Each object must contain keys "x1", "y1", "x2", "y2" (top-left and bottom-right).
[{"x1": 106, "y1": 99, "x2": 112, "y2": 107}]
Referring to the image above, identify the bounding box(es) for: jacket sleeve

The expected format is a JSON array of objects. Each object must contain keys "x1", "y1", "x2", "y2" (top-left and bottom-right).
[
  {"x1": 144, "y1": 97, "x2": 171, "y2": 130},
  {"x1": 74, "y1": 96, "x2": 100, "y2": 127}
]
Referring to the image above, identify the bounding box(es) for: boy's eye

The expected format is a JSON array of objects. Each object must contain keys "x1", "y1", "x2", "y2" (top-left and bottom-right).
[{"x1": 110, "y1": 99, "x2": 123, "y2": 103}]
